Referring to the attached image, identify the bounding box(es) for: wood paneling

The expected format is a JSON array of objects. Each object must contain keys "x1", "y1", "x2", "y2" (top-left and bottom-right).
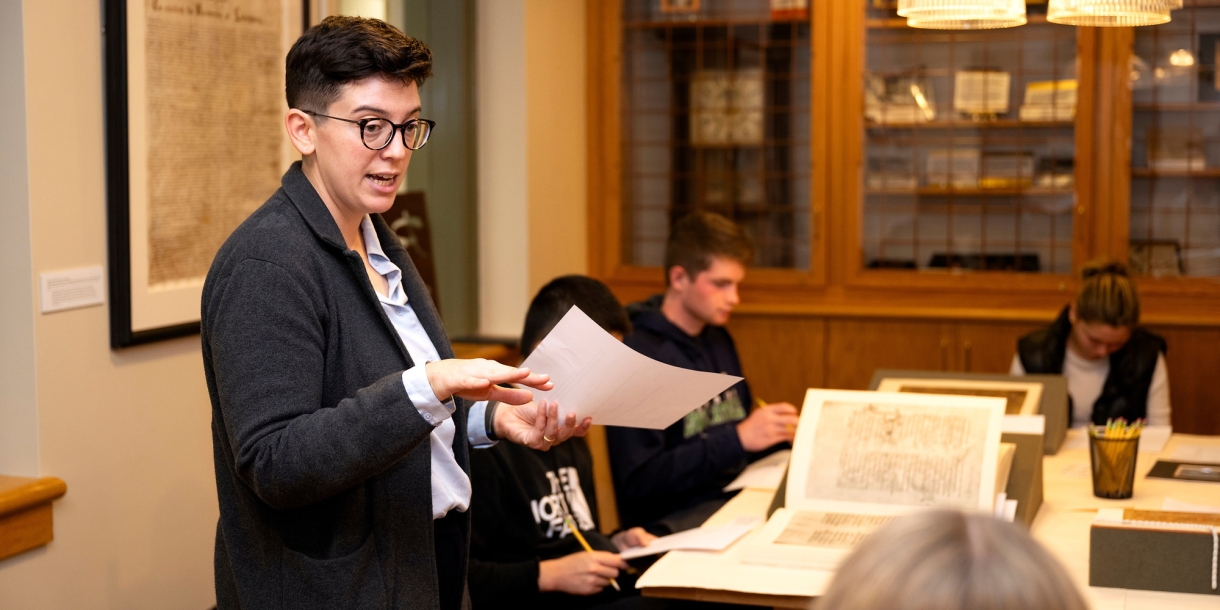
[
  {"x1": 957, "y1": 321, "x2": 1044, "y2": 374},
  {"x1": 825, "y1": 319, "x2": 952, "y2": 390},
  {"x1": 584, "y1": 425, "x2": 620, "y2": 534},
  {"x1": 728, "y1": 314, "x2": 826, "y2": 407},
  {"x1": 1148, "y1": 326, "x2": 1220, "y2": 435},
  {"x1": 0, "y1": 476, "x2": 66, "y2": 561}
]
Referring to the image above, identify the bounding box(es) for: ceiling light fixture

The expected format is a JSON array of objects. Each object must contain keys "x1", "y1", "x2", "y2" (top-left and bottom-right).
[
  {"x1": 1047, "y1": 0, "x2": 1182, "y2": 27},
  {"x1": 898, "y1": 0, "x2": 1028, "y2": 30}
]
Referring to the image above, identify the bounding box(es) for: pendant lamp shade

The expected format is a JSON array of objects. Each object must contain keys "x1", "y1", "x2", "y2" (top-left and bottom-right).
[
  {"x1": 1046, "y1": 0, "x2": 1182, "y2": 27},
  {"x1": 898, "y1": 0, "x2": 1028, "y2": 29}
]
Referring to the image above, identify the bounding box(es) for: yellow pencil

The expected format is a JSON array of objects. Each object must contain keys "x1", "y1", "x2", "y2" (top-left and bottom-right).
[
  {"x1": 564, "y1": 515, "x2": 620, "y2": 592},
  {"x1": 757, "y1": 397, "x2": 796, "y2": 432}
]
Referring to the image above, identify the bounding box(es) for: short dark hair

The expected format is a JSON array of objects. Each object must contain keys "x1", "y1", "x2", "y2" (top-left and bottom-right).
[
  {"x1": 1076, "y1": 260, "x2": 1140, "y2": 327},
  {"x1": 520, "y1": 276, "x2": 631, "y2": 357},
  {"x1": 663, "y1": 212, "x2": 753, "y2": 285},
  {"x1": 285, "y1": 16, "x2": 433, "y2": 112}
]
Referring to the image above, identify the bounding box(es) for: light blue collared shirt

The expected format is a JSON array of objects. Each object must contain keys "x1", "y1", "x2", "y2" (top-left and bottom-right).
[{"x1": 361, "y1": 216, "x2": 494, "y2": 520}]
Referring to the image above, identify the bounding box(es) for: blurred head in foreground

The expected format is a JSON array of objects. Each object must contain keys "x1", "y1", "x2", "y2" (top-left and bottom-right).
[{"x1": 815, "y1": 509, "x2": 1088, "y2": 610}]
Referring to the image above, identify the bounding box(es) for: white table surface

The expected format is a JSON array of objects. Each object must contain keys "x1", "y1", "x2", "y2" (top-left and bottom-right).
[{"x1": 638, "y1": 429, "x2": 1220, "y2": 609}]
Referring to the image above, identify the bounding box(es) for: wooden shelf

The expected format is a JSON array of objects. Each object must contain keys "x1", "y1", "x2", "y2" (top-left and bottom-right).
[
  {"x1": 1132, "y1": 168, "x2": 1220, "y2": 178},
  {"x1": 1133, "y1": 102, "x2": 1220, "y2": 112},
  {"x1": 867, "y1": 119, "x2": 1073, "y2": 130},
  {"x1": 867, "y1": 186, "x2": 1075, "y2": 197},
  {"x1": 624, "y1": 16, "x2": 809, "y2": 30},
  {"x1": 0, "y1": 476, "x2": 67, "y2": 562}
]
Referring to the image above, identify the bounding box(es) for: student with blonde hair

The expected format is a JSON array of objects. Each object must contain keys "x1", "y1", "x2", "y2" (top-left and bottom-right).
[
  {"x1": 1011, "y1": 260, "x2": 1170, "y2": 427},
  {"x1": 816, "y1": 510, "x2": 1088, "y2": 610}
]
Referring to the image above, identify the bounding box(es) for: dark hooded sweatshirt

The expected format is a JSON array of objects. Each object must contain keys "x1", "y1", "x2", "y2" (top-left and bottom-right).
[{"x1": 606, "y1": 295, "x2": 756, "y2": 532}]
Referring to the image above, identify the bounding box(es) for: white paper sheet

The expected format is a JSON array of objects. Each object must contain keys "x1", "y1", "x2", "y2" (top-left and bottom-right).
[
  {"x1": 1002, "y1": 414, "x2": 1045, "y2": 435},
  {"x1": 1168, "y1": 444, "x2": 1220, "y2": 464},
  {"x1": 619, "y1": 516, "x2": 762, "y2": 560},
  {"x1": 1162, "y1": 497, "x2": 1220, "y2": 515},
  {"x1": 1139, "y1": 425, "x2": 1172, "y2": 453},
  {"x1": 520, "y1": 306, "x2": 742, "y2": 429},
  {"x1": 723, "y1": 450, "x2": 792, "y2": 492}
]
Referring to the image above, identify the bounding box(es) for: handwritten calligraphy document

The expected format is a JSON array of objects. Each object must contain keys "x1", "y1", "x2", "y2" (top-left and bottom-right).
[
  {"x1": 741, "y1": 389, "x2": 1005, "y2": 570},
  {"x1": 146, "y1": 0, "x2": 284, "y2": 286}
]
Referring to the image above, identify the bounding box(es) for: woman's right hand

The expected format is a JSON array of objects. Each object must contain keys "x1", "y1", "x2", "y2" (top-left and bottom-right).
[{"x1": 424, "y1": 358, "x2": 552, "y2": 404}]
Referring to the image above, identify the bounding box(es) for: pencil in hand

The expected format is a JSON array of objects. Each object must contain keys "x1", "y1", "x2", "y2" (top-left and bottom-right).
[{"x1": 563, "y1": 515, "x2": 621, "y2": 592}]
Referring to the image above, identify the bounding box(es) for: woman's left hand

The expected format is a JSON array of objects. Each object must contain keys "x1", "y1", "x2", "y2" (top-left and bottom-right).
[{"x1": 494, "y1": 399, "x2": 592, "y2": 450}]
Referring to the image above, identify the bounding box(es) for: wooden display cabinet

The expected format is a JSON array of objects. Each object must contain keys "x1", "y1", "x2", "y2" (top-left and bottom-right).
[{"x1": 588, "y1": 0, "x2": 1220, "y2": 433}]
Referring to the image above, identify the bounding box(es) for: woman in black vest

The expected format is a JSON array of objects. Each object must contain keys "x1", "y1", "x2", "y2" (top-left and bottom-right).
[{"x1": 1010, "y1": 262, "x2": 1170, "y2": 427}]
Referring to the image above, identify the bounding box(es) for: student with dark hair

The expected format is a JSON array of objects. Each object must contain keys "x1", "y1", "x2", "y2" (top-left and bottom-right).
[
  {"x1": 202, "y1": 17, "x2": 588, "y2": 610},
  {"x1": 607, "y1": 212, "x2": 799, "y2": 534},
  {"x1": 468, "y1": 275, "x2": 667, "y2": 610},
  {"x1": 1011, "y1": 260, "x2": 1170, "y2": 426}
]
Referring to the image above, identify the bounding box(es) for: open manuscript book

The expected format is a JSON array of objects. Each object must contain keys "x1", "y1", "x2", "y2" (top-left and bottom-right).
[{"x1": 741, "y1": 389, "x2": 1006, "y2": 570}]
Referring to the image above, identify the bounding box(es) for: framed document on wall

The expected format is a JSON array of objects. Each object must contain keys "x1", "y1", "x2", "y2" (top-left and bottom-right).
[{"x1": 103, "y1": 0, "x2": 303, "y2": 347}]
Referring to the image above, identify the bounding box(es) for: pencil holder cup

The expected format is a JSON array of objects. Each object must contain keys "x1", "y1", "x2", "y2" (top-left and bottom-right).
[{"x1": 1089, "y1": 434, "x2": 1140, "y2": 499}]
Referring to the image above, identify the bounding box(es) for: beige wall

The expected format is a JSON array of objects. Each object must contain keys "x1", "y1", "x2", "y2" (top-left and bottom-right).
[
  {"x1": 477, "y1": 0, "x2": 588, "y2": 336},
  {"x1": 476, "y1": 0, "x2": 531, "y2": 337},
  {"x1": 0, "y1": 2, "x2": 218, "y2": 608},
  {"x1": 0, "y1": 1, "x2": 589, "y2": 607},
  {"x1": 525, "y1": 0, "x2": 589, "y2": 295}
]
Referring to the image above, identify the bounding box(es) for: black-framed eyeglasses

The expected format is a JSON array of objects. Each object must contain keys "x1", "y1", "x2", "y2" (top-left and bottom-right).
[{"x1": 305, "y1": 111, "x2": 435, "y2": 151}]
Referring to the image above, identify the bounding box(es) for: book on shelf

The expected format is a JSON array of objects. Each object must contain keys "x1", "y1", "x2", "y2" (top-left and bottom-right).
[
  {"x1": 954, "y1": 70, "x2": 1010, "y2": 116},
  {"x1": 770, "y1": 0, "x2": 808, "y2": 20},
  {"x1": 865, "y1": 73, "x2": 936, "y2": 124},
  {"x1": 867, "y1": 154, "x2": 918, "y2": 190},
  {"x1": 1024, "y1": 79, "x2": 1077, "y2": 107},
  {"x1": 689, "y1": 69, "x2": 765, "y2": 146},
  {"x1": 925, "y1": 149, "x2": 980, "y2": 189},
  {"x1": 1146, "y1": 126, "x2": 1206, "y2": 171},
  {"x1": 1129, "y1": 240, "x2": 1183, "y2": 277},
  {"x1": 980, "y1": 152, "x2": 1035, "y2": 189},
  {"x1": 738, "y1": 389, "x2": 1007, "y2": 571},
  {"x1": 1018, "y1": 105, "x2": 1075, "y2": 121}
]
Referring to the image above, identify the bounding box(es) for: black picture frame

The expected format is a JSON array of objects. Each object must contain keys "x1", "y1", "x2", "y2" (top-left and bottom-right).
[
  {"x1": 103, "y1": 0, "x2": 305, "y2": 348},
  {"x1": 104, "y1": 0, "x2": 200, "y2": 348}
]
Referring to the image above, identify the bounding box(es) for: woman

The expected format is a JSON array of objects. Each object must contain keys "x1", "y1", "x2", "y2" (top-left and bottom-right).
[{"x1": 1011, "y1": 261, "x2": 1169, "y2": 427}]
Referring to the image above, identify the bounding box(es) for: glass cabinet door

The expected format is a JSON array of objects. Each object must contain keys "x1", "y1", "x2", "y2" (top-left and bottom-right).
[
  {"x1": 620, "y1": 0, "x2": 813, "y2": 270},
  {"x1": 1129, "y1": 6, "x2": 1220, "y2": 277},
  {"x1": 861, "y1": 2, "x2": 1078, "y2": 275}
]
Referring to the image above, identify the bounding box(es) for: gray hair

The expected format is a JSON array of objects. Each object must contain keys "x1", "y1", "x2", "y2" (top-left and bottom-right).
[{"x1": 815, "y1": 509, "x2": 1088, "y2": 610}]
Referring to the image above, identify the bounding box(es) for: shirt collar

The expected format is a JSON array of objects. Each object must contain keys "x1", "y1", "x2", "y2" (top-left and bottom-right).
[{"x1": 360, "y1": 215, "x2": 407, "y2": 304}]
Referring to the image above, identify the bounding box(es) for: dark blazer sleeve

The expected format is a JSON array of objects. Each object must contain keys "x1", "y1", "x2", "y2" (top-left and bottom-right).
[{"x1": 207, "y1": 257, "x2": 435, "y2": 510}]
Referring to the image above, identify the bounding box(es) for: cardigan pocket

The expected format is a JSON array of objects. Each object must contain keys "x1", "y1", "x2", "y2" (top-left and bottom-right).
[{"x1": 282, "y1": 531, "x2": 387, "y2": 610}]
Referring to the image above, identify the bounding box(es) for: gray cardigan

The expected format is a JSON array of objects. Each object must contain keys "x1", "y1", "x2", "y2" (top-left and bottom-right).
[{"x1": 202, "y1": 162, "x2": 468, "y2": 609}]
